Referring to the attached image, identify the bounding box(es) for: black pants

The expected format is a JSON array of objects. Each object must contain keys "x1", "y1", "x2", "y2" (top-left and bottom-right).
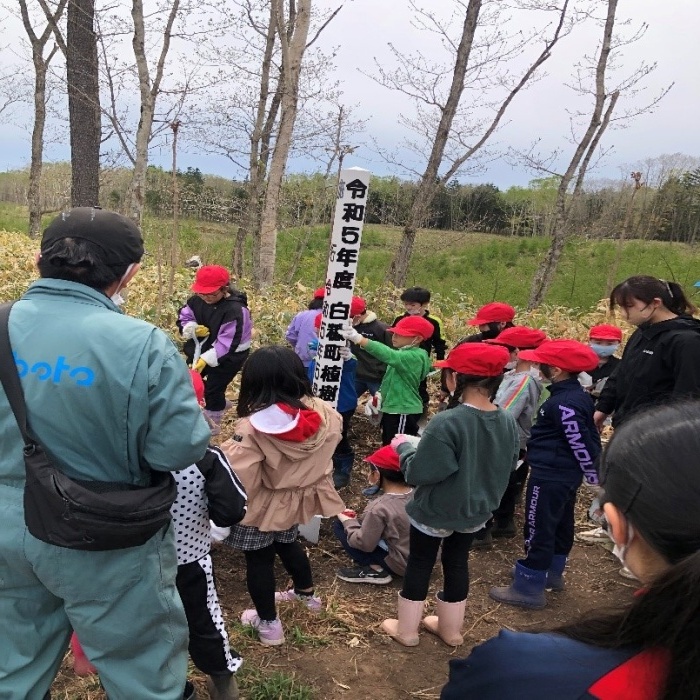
[
  {"x1": 380, "y1": 412, "x2": 421, "y2": 446},
  {"x1": 522, "y1": 476, "x2": 579, "y2": 571},
  {"x1": 244, "y1": 540, "x2": 314, "y2": 621},
  {"x1": 418, "y1": 378, "x2": 429, "y2": 408},
  {"x1": 336, "y1": 409, "x2": 355, "y2": 457},
  {"x1": 401, "y1": 526, "x2": 476, "y2": 603},
  {"x1": 176, "y1": 555, "x2": 241, "y2": 676},
  {"x1": 494, "y1": 453, "x2": 529, "y2": 523},
  {"x1": 202, "y1": 351, "x2": 249, "y2": 411}
]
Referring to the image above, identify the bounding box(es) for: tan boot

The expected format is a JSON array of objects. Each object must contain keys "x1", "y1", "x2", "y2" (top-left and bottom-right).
[
  {"x1": 381, "y1": 593, "x2": 424, "y2": 647},
  {"x1": 422, "y1": 593, "x2": 466, "y2": 647}
]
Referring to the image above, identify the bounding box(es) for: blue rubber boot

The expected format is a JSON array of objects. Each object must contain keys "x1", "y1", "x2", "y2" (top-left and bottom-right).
[
  {"x1": 332, "y1": 452, "x2": 354, "y2": 489},
  {"x1": 489, "y1": 562, "x2": 547, "y2": 609},
  {"x1": 546, "y1": 555, "x2": 567, "y2": 592}
]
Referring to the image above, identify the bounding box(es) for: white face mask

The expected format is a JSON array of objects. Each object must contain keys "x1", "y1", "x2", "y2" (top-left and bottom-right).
[
  {"x1": 110, "y1": 263, "x2": 136, "y2": 307},
  {"x1": 528, "y1": 366, "x2": 542, "y2": 380},
  {"x1": 505, "y1": 360, "x2": 517, "y2": 371},
  {"x1": 612, "y1": 523, "x2": 635, "y2": 566}
]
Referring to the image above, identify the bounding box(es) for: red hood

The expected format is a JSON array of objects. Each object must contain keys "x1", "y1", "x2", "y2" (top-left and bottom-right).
[{"x1": 249, "y1": 403, "x2": 322, "y2": 442}]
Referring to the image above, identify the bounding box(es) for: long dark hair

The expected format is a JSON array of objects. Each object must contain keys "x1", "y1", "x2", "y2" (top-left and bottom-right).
[
  {"x1": 556, "y1": 401, "x2": 700, "y2": 700},
  {"x1": 446, "y1": 373, "x2": 503, "y2": 409},
  {"x1": 37, "y1": 237, "x2": 129, "y2": 290},
  {"x1": 237, "y1": 345, "x2": 312, "y2": 417},
  {"x1": 610, "y1": 276, "x2": 697, "y2": 316}
]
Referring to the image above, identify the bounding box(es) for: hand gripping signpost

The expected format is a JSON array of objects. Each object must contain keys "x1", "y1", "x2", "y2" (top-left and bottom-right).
[{"x1": 311, "y1": 167, "x2": 371, "y2": 409}]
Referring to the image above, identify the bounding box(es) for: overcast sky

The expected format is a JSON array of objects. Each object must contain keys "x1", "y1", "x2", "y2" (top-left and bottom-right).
[{"x1": 0, "y1": 0, "x2": 697, "y2": 189}]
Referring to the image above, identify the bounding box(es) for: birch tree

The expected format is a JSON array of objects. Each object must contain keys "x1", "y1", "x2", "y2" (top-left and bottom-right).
[
  {"x1": 377, "y1": 0, "x2": 579, "y2": 286},
  {"x1": 526, "y1": 0, "x2": 670, "y2": 308},
  {"x1": 18, "y1": 0, "x2": 68, "y2": 237}
]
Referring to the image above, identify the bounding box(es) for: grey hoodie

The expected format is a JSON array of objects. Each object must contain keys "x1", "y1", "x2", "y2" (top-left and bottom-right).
[{"x1": 494, "y1": 370, "x2": 543, "y2": 449}]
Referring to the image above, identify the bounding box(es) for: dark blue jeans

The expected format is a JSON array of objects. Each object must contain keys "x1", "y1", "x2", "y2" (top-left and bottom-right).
[
  {"x1": 332, "y1": 519, "x2": 392, "y2": 571},
  {"x1": 521, "y1": 476, "x2": 580, "y2": 571}
]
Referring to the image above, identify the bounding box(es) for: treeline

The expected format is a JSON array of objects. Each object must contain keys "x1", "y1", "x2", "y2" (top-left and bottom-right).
[{"x1": 1, "y1": 161, "x2": 699, "y2": 244}]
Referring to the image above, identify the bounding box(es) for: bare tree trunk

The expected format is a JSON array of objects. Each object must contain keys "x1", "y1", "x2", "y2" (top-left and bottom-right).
[
  {"x1": 606, "y1": 172, "x2": 642, "y2": 295},
  {"x1": 19, "y1": 0, "x2": 68, "y2": 237},
  {"x1": 527, "y1": 0, "x2": 620, "y2": 308},
  {"x1": 169, "y1": 121, "x2": 180, "y2": 296},
  {"x1": 255, "y1": 0, "x2": 311, "y2": 288},
  {"x1": 67, "y1": 0, "x2": 101, "y2": 206},
  {"x1": 126, "y1": 0, "x2": 180, "y2": 224}
]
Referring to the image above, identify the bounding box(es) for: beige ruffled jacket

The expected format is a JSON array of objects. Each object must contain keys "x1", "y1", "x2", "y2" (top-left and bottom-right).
[{"x1": 220, "y1": 397, "x2": 345, "y2": 531}]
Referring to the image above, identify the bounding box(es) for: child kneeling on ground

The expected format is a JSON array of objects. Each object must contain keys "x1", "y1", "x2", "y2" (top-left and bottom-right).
[
  {"x1": 334, "y1": 445, "x2": 412, "y2": 585},
  {"x1": 489, "y1": 339, "x2": 601, "y2": 610}
]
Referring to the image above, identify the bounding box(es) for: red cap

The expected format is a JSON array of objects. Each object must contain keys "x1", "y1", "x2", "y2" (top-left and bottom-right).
[
  {"x1": 189, "y1": 369, "x2": 205, "y2": 405},
  {"x1": 434, "y1": 343, "x2": 510, "y2": 376},
  {"x1": 589, "y1": 324, "x2": 622, "y2": 341},
  {"x1": 467, "y1": 302, "x2": 516, "y2": 326},
  {"x1": 387, "y1": 315, "x2": 434, "y2": 340},
  {"x1": 314, "y1": 312, "x2": 322, "y2": 330},
  {"x1": 364, "y1": 445, "x2": 401, "y2": 472},
  {"x1": 484, "y1": 326, "x2": 548, "y2": 349},
  {"x1": 518, "y1": 339, "x2": 599, "y2": 373},
  {"x1": 350, "y1": 296, "x2": 366, "y2": 316},
  {"x1": 313, "y1": 287, "x2": 326, "y2": 299},
  {"x1": 191, "y1": 265, "x2": 230, "y2": 294}
]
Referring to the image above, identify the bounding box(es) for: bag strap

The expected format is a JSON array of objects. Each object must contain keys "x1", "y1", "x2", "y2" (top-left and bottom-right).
[{"x1": 0, "y1": 301, "x2": 34, "y2": 447}]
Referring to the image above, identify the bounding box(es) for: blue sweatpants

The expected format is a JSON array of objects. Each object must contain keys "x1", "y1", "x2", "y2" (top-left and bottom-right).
[
  {"x1": 521, "y1": 476, "x2": 580, "y2": 571},
  {"x1": 332, "y1": 519, "x2": 393, "y2": 573}
]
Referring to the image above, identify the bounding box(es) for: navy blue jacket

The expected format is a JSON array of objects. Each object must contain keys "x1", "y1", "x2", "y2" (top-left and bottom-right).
[
  {"x1": 526, "y1": 378, "x2": 601, "y2": 485},
  {"x1": 307, "y1": 355, "x2": 358, "y2": 414},
  {"x1": 441, "y1": 630, "x2": 667, "y2": 700}
]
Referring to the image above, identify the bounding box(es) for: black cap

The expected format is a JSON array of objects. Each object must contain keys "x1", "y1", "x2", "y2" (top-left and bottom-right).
[{"x1": 41, "y1": 207, "x2": 145, "y2": 265}]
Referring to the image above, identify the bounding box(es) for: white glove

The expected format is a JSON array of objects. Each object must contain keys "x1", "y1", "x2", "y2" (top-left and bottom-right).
[
  {"x1": 199, "y1": 348, "x2": 219, "y2": 367},
  {"x1": 339, "y1": 326, "x2": 363, "y2": 344},
  {"x1": 339, "y1": 345, "x2": 353, "y2": 360},
  {"x1": 181, "y1": 321, "x2": 198, "y2": 340},
  {"x1": 210, "y1": 521, "x2": 230, "y2": 543}
]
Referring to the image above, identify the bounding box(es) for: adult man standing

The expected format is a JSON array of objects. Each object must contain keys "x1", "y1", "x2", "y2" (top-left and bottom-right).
[{"x1": 0, "y1": 208, "x2": 210, "y2": 700}]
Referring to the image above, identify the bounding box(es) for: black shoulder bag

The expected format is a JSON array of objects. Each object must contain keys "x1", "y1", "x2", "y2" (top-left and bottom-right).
[{"x1": 0, "y1": 301, "x2": 177, "y2": 551}]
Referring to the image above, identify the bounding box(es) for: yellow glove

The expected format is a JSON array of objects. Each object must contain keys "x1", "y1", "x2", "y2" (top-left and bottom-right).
[
  {"x1": 193, "y1": 358, "x2": 207, "y2": 373},
  {"x1": 195, "y1": 325, "x2": 210, "y2": 338}
]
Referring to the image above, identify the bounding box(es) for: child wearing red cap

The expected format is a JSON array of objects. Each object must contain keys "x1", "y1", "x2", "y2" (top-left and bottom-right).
[
  {"x1": 462, "y1": 302, "x2": 516, "y2": 342},
  {"x1": 285, "y1": 287, "x2": 325, "y2": 368},
  {"x1": 341, "y1": 315, "x2": 434, "y2": 445},
  {"x1": 380, "y1": 344, "x2": 519, "y2": 648},
  {"x1": 350, "y1": 297, "x2": 393, "y2": 398},
  {"x1": 333, "y1": 445, "x2": 413, "y2": 585},
  {"x1": 178, "y1": 265, "x2": 252, "y2": 434},
  {"x1": 586, "y1": 324, "x2": 622, "y2": 398},
  {"x1": 489, "y1": 339, "x2": 602, "y2": 610},
  {"x1": 483, "y1": 327, "x2": 547, "y2": 539}
]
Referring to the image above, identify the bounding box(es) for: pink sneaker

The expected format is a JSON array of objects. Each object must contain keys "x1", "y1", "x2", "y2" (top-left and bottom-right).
[
  {"x1": 274, "y1": 589, "x2": 323, "y2": 613},
  {"x1": 240, "y1": 609, "x2": 285, "y2": 646}
]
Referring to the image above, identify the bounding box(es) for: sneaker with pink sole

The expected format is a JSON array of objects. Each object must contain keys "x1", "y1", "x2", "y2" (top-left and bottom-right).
[
  {"x1": 274, "y1": 589, "x2": 323, "y2": 613},
  {"x1": 240, "y1": 609, "x2": 285, "y2": 646}
]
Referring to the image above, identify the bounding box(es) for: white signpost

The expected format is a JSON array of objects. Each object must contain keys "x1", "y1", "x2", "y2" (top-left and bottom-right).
[
  {"x1": 311, "y1": 166, "x2": 371, "y2": 408},
  {"x1": 300, "y1": 167, "x2": 371, "y2": 544}
]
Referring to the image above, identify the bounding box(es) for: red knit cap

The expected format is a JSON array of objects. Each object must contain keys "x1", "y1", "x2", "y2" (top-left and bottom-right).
[
  {"x1": 434, "y1": 343, "x2": 510, "y2": 376},
  {"x1": 518, "y1": 339, "x2": 599, "y2": 374},
  {"x1": 387, "y1": 315, "x2": 434, "y2": 340},
  {"x1": 191, "y1": 265, "x2": 230, "y2": 294},
  {"x1": 467, "y1": 302, "x2": 516, "y2": 326},
  {"x1": 589, "y1": 324, "x2": 623, "y2": 341},
  {"x1": 484, "y1": 326, "x2": 548, "y2": 349},
  {"x1": 364, "y1": 445, "x2": 401, "y2": 472}
]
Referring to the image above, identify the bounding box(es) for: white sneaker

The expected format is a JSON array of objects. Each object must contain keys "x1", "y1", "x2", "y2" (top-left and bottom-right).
[
  {"x1": 576, "y1": 526, "x2": 612, "y2": 543},
  {"x1": 618, "y1": 566, "x2": 640, "y2": 581}
]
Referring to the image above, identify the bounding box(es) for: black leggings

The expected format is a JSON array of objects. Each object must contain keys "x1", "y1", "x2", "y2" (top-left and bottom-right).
[
  {"x1": 401, "y1": 526, "x2": 475, "y2": 603},
  {"x1": 244, "y1": 541, "x2": 314, "y2": 621}
]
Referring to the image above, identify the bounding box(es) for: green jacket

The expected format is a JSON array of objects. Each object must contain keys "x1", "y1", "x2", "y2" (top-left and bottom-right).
[
  {"x1": 1, "y1": 279, "x2": 210, "y2": 490},
  {"x1": 364, "y1": 340, "x2": 431, "y2": 415},
  {"x1": 397, "y1": 404, "x2": 519, "y2": 531}
]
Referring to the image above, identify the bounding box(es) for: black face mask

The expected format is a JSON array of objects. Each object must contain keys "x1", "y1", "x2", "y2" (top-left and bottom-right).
[
  {"x1": 480, "y1": 323, "x2": 502, "y2": 340},
  {"x1": 539, "y1": 363, "x2": 554, "y2": 380}
]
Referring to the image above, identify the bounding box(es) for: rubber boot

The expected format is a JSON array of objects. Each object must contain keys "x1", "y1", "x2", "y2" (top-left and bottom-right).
[
  {"x1": 203, "y1": 409, "x2": 224, "y2": 436},
  {"x1": 332, "y1": 452, "x2": 354, "y2": 489},
  {"x1": 489, "y1": 562, "x2": 547, "y2": 609},
  {"x1": 207, "y1": 673, "x2": 240, "y2": 700},
  {"x1": 546, "y1": 554, "x2": 567, "y2": 592},
  {"x1": 422, "y1": 593, "x2": 466, "y2": 647},
  {"x1": 381, "y1": 593, "x2": 424, "y2": 647}
]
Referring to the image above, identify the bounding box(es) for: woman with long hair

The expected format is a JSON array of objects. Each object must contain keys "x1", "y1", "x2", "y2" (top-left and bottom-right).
[
  {"x1": 442, "y1": 400, "x2": 700, "y2": 700},
  {"x1": 594, "y1": 276, "x2": 700, "y2": 430}
]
